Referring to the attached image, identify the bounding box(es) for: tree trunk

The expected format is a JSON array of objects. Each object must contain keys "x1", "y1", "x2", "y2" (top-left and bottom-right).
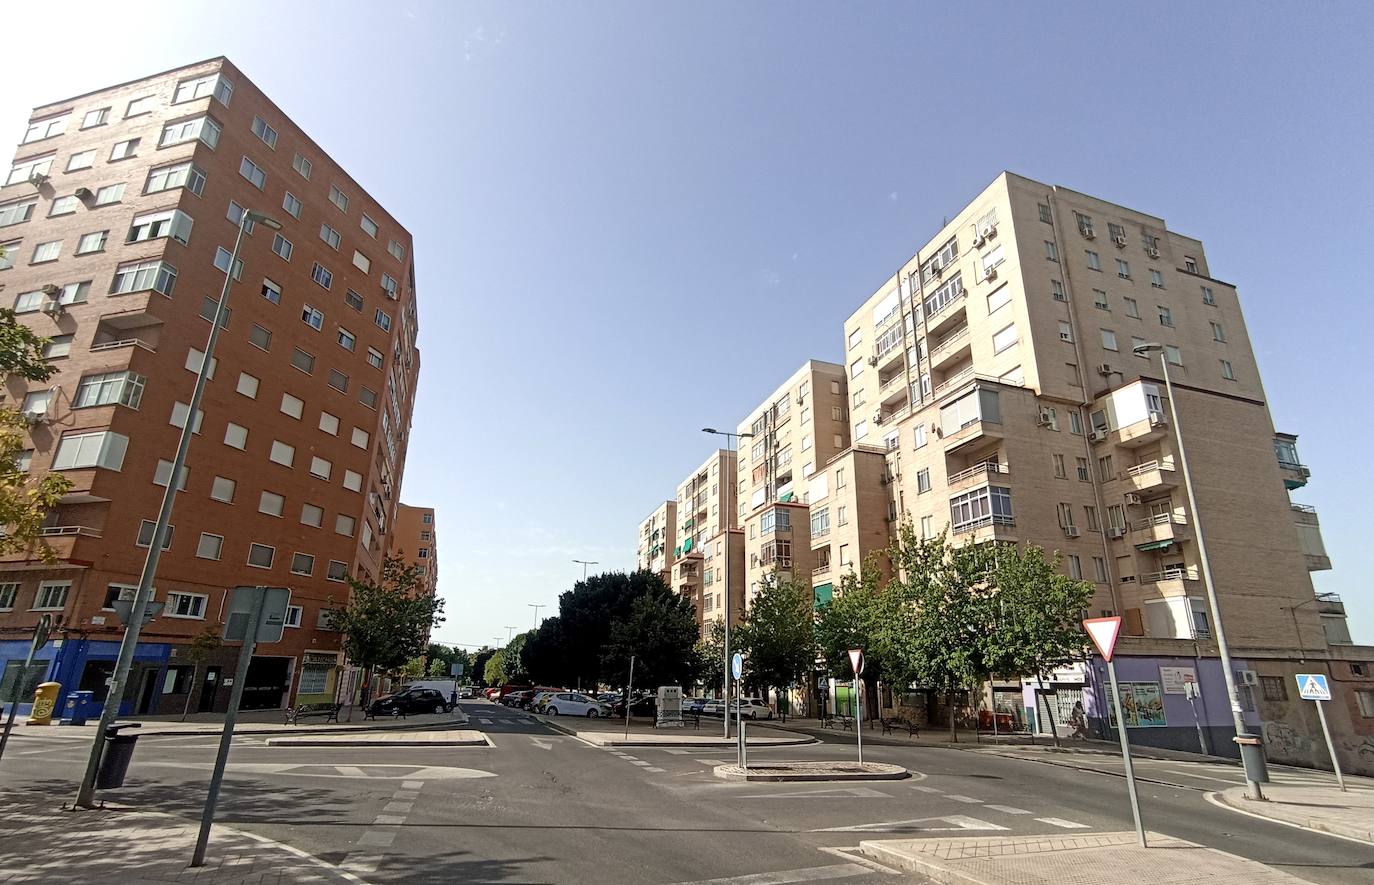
[
  {"x1": 1041, "y1": 684, "x2": 1062, "y2": 748},
  {"x1": 180, "y1": 662, "x2": 198, "y2": 722},
  {"x1": 972, "y1": 681, "x2": 982, "y2": 743},
  {"x1": 948, "y1": 690, "x2": 958, "y2": 743}
]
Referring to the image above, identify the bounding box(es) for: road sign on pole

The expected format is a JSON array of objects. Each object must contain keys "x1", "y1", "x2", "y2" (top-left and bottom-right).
[
  {"x1": 1084, "y1": 618, "x2": 1146, "y2": 848},
  {"x1": 848, "y1": 648, "x2": 864, "y2": 677},
  {"x1": 1295, "y1": 673, "x2": 1344, "y2": 792},
  {"x1": 1083, "y1": 617, "x2": 1122, "y2": 662},
  {"x1": 731, "y1": 652, "x2": 743, "y2": 680}
]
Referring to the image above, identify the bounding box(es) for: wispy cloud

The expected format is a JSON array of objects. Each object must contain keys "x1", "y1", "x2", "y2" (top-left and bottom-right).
[{"x1": 888, "y1": 191, "x2": 899, "y2": 202}]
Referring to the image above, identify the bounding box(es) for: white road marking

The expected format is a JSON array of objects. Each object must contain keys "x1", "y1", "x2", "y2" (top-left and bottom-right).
[
  {"x1": 373, "y1": 814, "x2": 405, "y2": 825},
  {"x1": 984, "y1": 804, "x2": 1031, "y2": 815},
  {"x1": 141, "y1": 762, "x2": 495, "y2": 780},
  {"x1": 339, "y1": 854, "x2": 383, "y2": 875},
  {"x1": 696, "y1": 759, "x2": 729, "y2": 765},
  {"x1": 910, "y1": 785, "x2": 942, "y2": 794},
  {"x1": 631, "y1": 760, "x2": 652, "y2": 766},
  {"x1": 530, "y1": 737, "x2": 555, "y2": 750},
  {"x1": 663, "y1": 748, "x2": 691, "y2": 755},
  {"x1": 357, "y1": 830, "x2": 397, "y2": 848},
  {"x1": 1036, "y1": 817, "x2": 1090, "y2": 829},
  {"x1": 336, "y1": 766, "x2": 368, "y2": 778},
  {"x1": 394, "y1": 789, "x2": 419, "y2": 800},
  {"x1": 816, "y1": 847, "x2": 903, "y2": 875},
  {"x1": 382, "y1": 801, "x2": 413, "y2": 814},
  {"x1": 1159, "y1": 769, "x2": 1237, "y2": 784},
  {"x1": 739, "y1": 787, "x2": 890, "y2": 800},
  {"x1": 402, "y1": 780, "x2": 423, "y2": 790},
  {"x1": 944, "y1": 794, "x2": 982, "y2": 804},
  {"x1": 817, "y1": 814, "x2": 1007, "y2": 833},
  {"x1": 645, "y1": 767, "x2": 667, "y2": 773},
  {"x1": 670, "y1": 862, "x2": 873, "y2": 884}
]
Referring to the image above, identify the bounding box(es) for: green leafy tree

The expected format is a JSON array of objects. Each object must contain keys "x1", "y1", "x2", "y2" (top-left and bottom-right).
[
  {"x1": 329, "y1": 555, "x2": 445, "y2": 704},
  {"x1": 693, "y1": 619, "x2": 727, "y2": 695},
  {"x1": 484, "y1": 649, "x2": 506, "y2": 686},
  {"x1": 179, "y1": 628, "x2": 223, "y2": 721},
  {"x1": 734, "y1": 574, "x2": 813, "y2": 713},
  {"x1": 502, "y1": 630, "x2": 534, "y2": 683},
  {"x1": 521, "y1": 616, "x2": 569, "y2": 686},
  {"x1": 815, "y1": 558, "x2": 902, "y2": 719},
  {"x1": 472, "y1": 646, "x2": 498, "y2": 687},
  {"x1": 600, "y1": 584, "x2": 699, "y2": 691},
  {"x1": 556, "y1": 570, "x2": 664, "y2": 687},
  {"x1": 401, "y1": 655, "x2": 426, "y2": 680}
]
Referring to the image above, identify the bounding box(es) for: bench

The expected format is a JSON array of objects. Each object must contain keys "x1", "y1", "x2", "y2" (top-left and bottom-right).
[
  {"x1": 363, "y1": 705, "x2": 406, "y2": 721},
  {"x1": 837, "y1": 715, "x2": 854, "y2": 731},
  {"x1": 880, "y1": 716, "x2": 920, "y2": 738},
  {"x1": 284, "y1": 703, "x2": 343, "y2": 725}
]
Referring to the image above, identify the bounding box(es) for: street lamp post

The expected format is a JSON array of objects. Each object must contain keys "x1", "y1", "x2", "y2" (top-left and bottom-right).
[
  {"x1": 1133, "y1": 342, "x2": 1265, "y2": 800},
  {"x1": 572, "y1": 559, "x2": 598, "y2": 581},
  {"x1": 703, "y1": 428, "x2": 753, "y2": 739},
  {"x1": 529, "y1": 603, "x2": 545, "y2": 629},
  {"x1": 1285, "y1": 592, "x2": 1340, "y2": 663},
  {"x1": 75, "y1": 209, "x2": 282, "y2": 809}
]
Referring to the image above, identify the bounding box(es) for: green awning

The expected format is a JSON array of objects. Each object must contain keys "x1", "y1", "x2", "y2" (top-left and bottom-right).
[
  {"x1": 780, "y1": 492, "x2": 794, "y2": 503},
  {"x1": 1135, "y1": 539, "x2": 1175, "y2": 552},
  {"x1": 683, "y1": 537, "x2": 693, "y2": 552},
  {"x1": 813, "y1": 583, "x2": 834, "y2": 609}
]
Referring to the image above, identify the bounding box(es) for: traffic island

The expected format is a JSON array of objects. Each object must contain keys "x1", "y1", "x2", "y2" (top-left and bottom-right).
[
  {"x1": 264, "y1": 729, "x2": 489, "y2": 747},
  {"x1": 713, "y1": 760, "x2": 908, "y2": 782},
  {"x1": 1211, "y1": 783, "x2": 1374, "y2": 844},
  {"x1": 859, "y1": 831, "x2": 1313, "y2": 885}
]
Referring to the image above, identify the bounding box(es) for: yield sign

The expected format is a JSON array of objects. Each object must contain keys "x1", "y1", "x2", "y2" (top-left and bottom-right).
[
  {"x1": 1083, "y1": 616, "x2": 1122, "y2": 662},
  {"x1": 848, "y1": 648, "x2": 865, "y2": 676}
]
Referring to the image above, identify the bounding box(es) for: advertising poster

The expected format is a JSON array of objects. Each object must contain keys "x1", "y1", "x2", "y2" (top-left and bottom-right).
[{"x1": 1108, "y1": 681, "x2": 1167, "y2": 727}]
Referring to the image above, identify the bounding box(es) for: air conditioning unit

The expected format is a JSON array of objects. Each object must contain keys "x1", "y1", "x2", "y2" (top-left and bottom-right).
[
  {"x1": 40, "y1": 300, "x2": 65, "y2": 317},
  {"x1": 1107, "y1": 527, "x2": 1127, "y2": 539},
  {"x1": 1148, "y1": 410, "x2": 1166, "y2": 426},
  {"x1": 983, "y1": 266, "x2": 997, "y2": 281},
  {"x1": 972, "y1": 232, "x2": 986, "y2": 248},
  {"x1": 1089, "y1": 428, "x2": 1108, "y2": 442},
  {"x1": 1082, "y1": 227, "x2": 1096, "y2": 239},
  {"x1": 1035, "y1": 410, "x2": 1053, "y2": 427},
  {"x1": 979, "y1": 222, "x2": 997, "y2": 240},
  {"x1": 867, "y1": 356, "x2": 879, "y2": 367},
  {"x1": 41, "y1": 283, "x2": 61, "y2": 297},
  {"x1": 28, "y1": 171, "x2": 48, "y2": 188},
  {"x1": 872, "y1": 411, "x2": 884, "y2": 425},
  {"x1": 1145, "y1": 246, "x2": 1160, "y2": 258},
  {"x1": 1113, "y1": 235, "x2": 1127, "y2": 247},
  {"x1": 1124, "y1": 493, "x2": 1143, "y2": 506},
  {"x1": 22, "y1": 409, "x2": 50, "y2": 425},
  {"x1": 796, "y1": 394, "x2": 805, "y2": 406},
  {"x1": 1236, "y1": 669, "x2": 1259, "y2": 687},
  {"x1": 74, "y1": 186, "x2": 93, "y2": 199},
  {"x1": 1097, "y1": 363, "x2": 1113, "y2": 376},
  {"x1": 1063, "y1": 526, "x2": 1081, "y2": 538}
]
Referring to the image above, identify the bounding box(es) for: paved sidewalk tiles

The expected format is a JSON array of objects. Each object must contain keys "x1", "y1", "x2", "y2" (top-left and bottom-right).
[{"x1": 1215, "y1": 783, "x2": 1374, "y2": 844}]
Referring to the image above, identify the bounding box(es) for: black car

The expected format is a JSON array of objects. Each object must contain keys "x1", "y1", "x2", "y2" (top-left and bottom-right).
[
  {"x1": 610, "y1": 695, "x2": 657, "y2": 718},
  {"x1": 368, "y1": 688, "x2": 453, "y2": 717}
]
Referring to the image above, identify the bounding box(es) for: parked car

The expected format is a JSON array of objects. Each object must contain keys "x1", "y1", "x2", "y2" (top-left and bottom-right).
[
  {"x1": 701, "y1": 699, "x2": 725, "y2": 716},
  {"x1": 543, "y1": 692, "x2": 613, "y2": 717},
  {"x1": 684, "y1": 697, "x2": 707, "y2": 714},
  {"x1": 529, "y1": 691, "x2": 559, "y2": 713},
  {"x1": 483, "y1": 687, "x2": 502, "y2": 701},
  {"x1": 610, "y1": 695, "x2": 657, "y2": 718},
  {"x1": 503, "y1": 690, "x2": 535, "y2": 708},
  {"x1": 368, "y1": 688, "x2": 453, "y2": 717},
  {"x1": 731, "y1": 697, "x2": 774, "y2": 720},
  {"x1": 458, "y1": 686, "x2": 478, "y2": 699}
]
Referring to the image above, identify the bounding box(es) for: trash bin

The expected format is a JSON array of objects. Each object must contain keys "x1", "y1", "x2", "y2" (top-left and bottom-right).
[
  {"x1": 1234, "y1": 733, "x2": 1270, "y2": 783},
  {"x1": 95, "y1": 722, "x2": 142, "y2": 789},
  {"x1": 62, "y1": 690, "x2": 95, "y2": 726},
  {"x1": 26, "y1": 682, "x2": 62, "y2": 725}
]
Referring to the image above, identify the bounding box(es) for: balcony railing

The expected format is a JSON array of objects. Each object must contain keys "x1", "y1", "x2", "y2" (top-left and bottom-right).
[
  {"x1": 90, "y1": 338, "x2": 156, "y2": 354},
  {"x1": 1133, "y1": 512, "x2": 1187, "y2": 530},
  {"x1": 929, "y1": 324, "x2": 970, "y2": 362},
  {"x1": 933, "y1": 366, "x2": 976, "y2": 397},
  {"x1": 39, "y1": 525, "x2": 103, "y2": 539},
  {"x1": 812, "y1": 561, "x2": 831, "y2": 575},
  {"x1": 879, "y1": 371, "x2": 908, "y2": 394},
  {"x1": 952, "y1": 514, "x2": 1015, "y2": 535},
  {"x1": 1124, "y1": 457, "x2": 1176, "y2": 479},
  {"x1": 1139, "y1": 566, "x2": 1199, "y2": 584},
  {"x1": 948, "y1": 460, "x2": 1006, "y2": 485}
]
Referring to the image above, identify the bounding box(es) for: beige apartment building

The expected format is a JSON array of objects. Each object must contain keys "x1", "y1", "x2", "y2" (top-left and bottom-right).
[
  {"x1": 735, "y1": 360, "x2": 850, "y2": 605},
  {"x1": 388, "y1": 504, "x2": 437, "y2": 597},
  {"x1": 838, "y1": 171, "x2": 1369, "y2": 771},
  {"x1": 668, "y1": 449, "x2": 742, "y2": 635},
  {"x1": 636, "y1": 500, "x2": 675, "y2": 584}
]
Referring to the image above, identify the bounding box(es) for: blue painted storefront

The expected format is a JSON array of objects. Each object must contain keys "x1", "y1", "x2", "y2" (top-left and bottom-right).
[{"x1": 0, "y1": 638, "x2": 171, "y2": 718}]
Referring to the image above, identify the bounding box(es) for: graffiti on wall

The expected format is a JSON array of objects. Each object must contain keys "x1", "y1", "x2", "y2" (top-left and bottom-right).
[{"x1": 1262, "y1": 719, "x2": 1313, "y2": 762}]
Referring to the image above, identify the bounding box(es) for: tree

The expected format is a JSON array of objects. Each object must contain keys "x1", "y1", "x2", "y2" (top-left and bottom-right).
[
  {"x1": 472, "y1": 646, "x2": 498, "y2": 687},
  {"x1": 521, "y1": 616, "x2": 569, "y2": 686},
  {"x1": 401, "y1": 656, "x2": 426, "y2": 680},
  {"x1": 484, "y1": 649, "x2": 506, "y2": 686},
  {"x1": 0, "y1": 308, "x2": 72, "y2": 559},
  {"x1": 734, "y1": 574, "x2": 813, "y2": 714},
  {"x1": 556, "y1": 571, "x2": 662, "y2": 688},
  {"x1": 600, "y1": 585, "x2": 699, "y2": 691},
  {"x1": 693, "y1": 619, "x2": 727, "y2": 695},
  {"x1": 179, "y1": 628, "x2": 222, "y2": 721},
  {"x1": 502, "y1": 630, "x2": 534, "y2": 684},
  {"x1": 329, "y1": 555, "x2": 445, "y2": 705},
  {"x1": 815, "y1": 556, "x2": 904, "y2": 719}
]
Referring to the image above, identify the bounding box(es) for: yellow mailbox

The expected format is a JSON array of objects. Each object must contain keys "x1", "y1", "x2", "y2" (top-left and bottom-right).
[{"x1": 26, "y1": 681, "x2": 62, "y2": 725}]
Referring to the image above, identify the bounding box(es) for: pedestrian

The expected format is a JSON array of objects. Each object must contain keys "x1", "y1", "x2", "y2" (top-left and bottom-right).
[{"x1": 1068, "y1": 700, "x2": 1089, "y2": 740}]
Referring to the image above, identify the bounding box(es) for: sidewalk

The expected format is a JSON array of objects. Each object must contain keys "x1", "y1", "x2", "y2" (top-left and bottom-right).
[
  {"x1": 7, "y1": 707, "x2": 468, "y2": 738},
  {"x1": 536, "y1": 713, "x2": 813, "y2": 747},
  {"x1": 859, "y1": 831, "x2": 1312, "y2": 885},
  {"x1": 1213, "y1": 783, "x2": 1374, "y2": 844},
  {"x1": 0, "y1": 792, "x2": 361, "y2": 884},
  {"x1": 756, "y1": 715, "x2": 1038, "y2": 749}
]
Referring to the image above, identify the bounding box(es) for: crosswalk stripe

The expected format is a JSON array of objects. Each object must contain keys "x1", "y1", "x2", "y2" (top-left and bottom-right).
[
  {"x1": 985, "y1": 805, "x2": 1031, "y2": 815},
  {"x1": 670, "y1": 862, "x2": 873, "y2": 884},
  {"x1": 663, "y1": 748, "x2": 690, "y2": 754},
  {"x1": 911, "y1": 785, "x2": 942, "y2": 793},
  {"x1": 645, "y1": 767, "x2": 666, "y2": 773},
  {"x1": 1036, "y1": 817, "x2": 1090, "y2": 829},
  {"x1": 945, "y1": 795, "x2": 982, "y2": 804},
  {"x1": 631, "y1": 760, "x2": 652, "y2": 766}
]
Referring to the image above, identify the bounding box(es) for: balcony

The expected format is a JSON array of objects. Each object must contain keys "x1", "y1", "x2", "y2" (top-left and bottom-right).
[
  {"x1": 943, "y1": 417, "x2": 1003, "y2": 455},
  {"x1": 1314, "y1": 593, "x2": 1345, "y2": 617},
  {"x1": 933, "y1": 365, "x2": 976, "y2": 399},
  {"x1": 1137, "y1": 565, "x2": 1200, "y2": 597},
  {"x1": 1121, "y1": 457, "x2": 1177, "y2": 493},
  {"x1": 928, "y1": 324, "x2": 972, "y2": 370},
  {"x1": 947, "y1": 460, "x2": 1007, "y2": 490},
  {"x1": 1100, "y1": 411, "x2": 1169, "y2": 449},
  {"x1": 926, "y1": 290, "x2": 968, "y2": 336},
  {"x1": 1131, "y1": 511, "x2": 1189, "y2": 547},
  {"x1": 1291, "y1": 503, "x2": 1331, "y2": 571},
  {"x1": 1277, "y1": 459, "x2": 1311, "y2": 490},
  {"x1": 952, "y1": 514, "x2": 1017, "y2": 543},
  {"x1": 876, "y1": 399, "x2": 911, "y2": 427}
]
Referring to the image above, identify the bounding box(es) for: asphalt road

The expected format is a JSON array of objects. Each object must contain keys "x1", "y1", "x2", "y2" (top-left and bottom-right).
[{"x1": 1, "y1": 700, "x2": 1370, "y2": 884}]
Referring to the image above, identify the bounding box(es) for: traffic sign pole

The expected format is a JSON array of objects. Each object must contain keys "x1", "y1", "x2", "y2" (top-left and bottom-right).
[
  {"x1": 1313, "y1": 700, "x2": 1345, "y2": 792},
  {"x1": 849, "y1": 648, "x2": 865, "y2": 768},
  {"x1": 1106, "y1": 657, "x2": 1147, "y2": 848},
  {"x1": 1297, "y1": 673, "x2": 1344, "y2": 792}
]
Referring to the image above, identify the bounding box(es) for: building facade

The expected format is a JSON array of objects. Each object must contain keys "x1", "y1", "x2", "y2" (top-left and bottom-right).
[
  {"x1": 636, "y1": 500, "x2": 675, "y2": 584},
  {"x1": 388, "y1": 504, "x2": 437, "y2": 597},
  {"x1": 668, "y1": 449, "x2": 741, "y2": 636},
  {"x1": 0, "y1": 57, "x2": 420, "y2": 718}
]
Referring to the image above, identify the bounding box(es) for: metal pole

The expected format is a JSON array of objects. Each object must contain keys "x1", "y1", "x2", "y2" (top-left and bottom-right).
[
  {"x1": 1186, "y1": 684, "x2": 1209, "y2": 756},
  {"x1": 723, "y1": 432, "x2": 734, "y2": 740},
  {"x1": 191, "y1": 588, "x2": 264, "y2": 866},
  {"x1": 1313, "y1": 700, "x2": 1346, "y2": 792},
  {"x1": 855, "y1": 677, "x2": 863, "y2": 767},
  {"x1": 1157, "y1": 356, "x2": 1264, "y2": 801},
  {"x1": 75, "y1": 212, "x2": 251, "y2": 809},
  {"x1": 0, "y1": 618, "x2": 48, "y2": 762},
  {"x1": 739, "y1": 678, "x2": 746, "y2": 771},
  {"x1": 1106, "y1": 658, "x2": 1146, "y2": 847},
  {"x1": 624, "y1": 654, "x2": 635, "y2": 740}
]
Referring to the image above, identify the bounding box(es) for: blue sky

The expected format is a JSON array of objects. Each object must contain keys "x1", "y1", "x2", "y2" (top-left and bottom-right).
[{"x1": 4, "y1": 2, "x2": 1371, "y2": 650}]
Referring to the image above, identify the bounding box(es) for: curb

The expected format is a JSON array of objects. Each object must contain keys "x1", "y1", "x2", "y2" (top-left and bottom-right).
[
  {"x1": 131, "y1": 713, "x2": 470, "y2": 738},
  {"x1": 264, "y1": 734, "x2": 489, "y2": 748},
  {"x1": 1207, "y1": 790, "x2": 1374, "y2": 845},
  {"x1": 965, "y1": 746, "x2": 1204, "y2": 791},
  {"x1": 713, "y1": 762, "x2": 909, "y2": 782},
  {"x1": 539, "y1": 717, "x2": 815, "y2": 748}
]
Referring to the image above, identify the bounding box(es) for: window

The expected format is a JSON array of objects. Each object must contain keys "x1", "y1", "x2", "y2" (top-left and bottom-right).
[
  {"x1": 280, "y1": 392, "x2": 304, "y2": 419},
  {"x1": 1066, "y1": 555, "x2": 1083, "y2": 580},
  {"x1": 213, "y1": 246, "x2": 243, "y2": 280},
  {"x1": 251, "y1": 115, "x2": 278, "y2": 148},
  {"x1": 1075, "y1": 457, "x2": 1090, "y2": 481},
  {"x1": 223, "y1": 422, "x2": 247, "y2": 449},
  {"x1": 1093, "y1": 556, "x2": 1108, "y2": 583},
  {"x1": 196, "y1": 533, "x2": 223, "y2": 560},
  {"x1": 345, "y1": 289, "x2": 364, "y2": 311},
  {"x1": 1085, "y1": 250, "x2": 1100, "y2": 271},
  {"x1": 1038, "y1": 203, "x2": 1052, "y2": 223},
  {"x1": 297, "y1": 308, "x2": 324, "y2": 334},
  {"x1": 239, "y1": 156, "x2": 266, "y2": 189},
  {"x1": 160, "y1": 116, "x2": 220, "y2": 148},
  {"x1": 75, "y1": 231, "x2": 108, "y2": 254},
  {"x1": 1184, "y1": 256, "x2": 1198, "y2": 273},
  {"x1": 1132, "y1": 336, "x2": 1147, "y2": 356},
  {"x1": 309, "y1": 456, "x2": 331, "y2": 480},
  {"x1": 42, "y1": 334, "x2": 72, "y2": 359},
  {"x1": 1150, "y1": 269, "x2": 1164, "y2": 288},
  {"x1": 1084, "y1": 505, "x2": 1100, "y2": 531},
  {"x1": 211, "y1": 476, "x2": 235, "y2": 503},
  {"x1": 284, "y1": 605, "x2": 303, "y2": 628},
  {"x1": 1101, "y1": 329, "x2": 1118, "y2": 351},
  {"x1": 1058, "y1": 322, "x2": 1073, "y2": 342},
  {"x1": 335, "y1": 514, "x2": 356, "y2": 537},
  {"x1": 360, "y1": 387, "x2": 379, "y2": 409},
  {"x1": 82, "y1": 108, "x2": 110, "y2": 128},
  {"x1": 343, "y1": 470, "x2": 362, "y2": 492},
  {"x1": 266, "y1": 234, "x2": 292, "y2": 262},
  {"x1": 1357, "y1": 690, "x2": 1374, "y2": 718},
  {"x1": 913, "y1": 423, "x2": 927, "y2": 449},
  {"x1": 1106, "y1": 222, "x2": 1125, "y2": 243},
  {"x1": 1165, "y1": 345, "x2": 1183, "y2": 366},
  {"x1": 66, "y1": 150, "x2": 95, "y2": 172},
  {"x1": 291, "y1": 553, "x2": 314, "y2": 576},
  {"x1": 1074, "y1": 212, "x2": 1094, "y2": 237},
  {"x1": 381, "y1": 273, "x2": 400, "y2": 298},
  {"x1": 310, "y1": 263, "x2": 332, "y2": 289},
  {"x1": 94, "y1": 183, "x2": 125, "y2": 205},
  {"x1": 1220, "y1": 359, "x2": 1235, "y2": 381},
  {"x1": 34, "y1": 582, "x2": 71, "y2": 611},
  {"x1": 109, "y1": 138, "x2": 139, "y2": 161},
  {"x1": 169, "y1": 401, "x2": 204, "y2": 433},
  {"x1": 129, "y1": 209, "x2": 193, "y2": 245},
  {"x1": 301, "y1": 503, "x2": 324, "y2": 527},
  {"x1": 422, "y1": 513, "x2": 434, "y2": 525},
  {"x1": 360, "y1": 214, "x2": 378, "y2": 237},
  {"x1": 75, "y1": 371, "x2": 145, "y2": 409},
  {"x1": 125, "y1": 95, "x2": 155, "y2": 117},
  {"x1": 388, "y1": 240, "x2": 405, "y2": 260},
  {"x1": 329, "y1": 185, "x2": 349, "y2": 211},
  {"x1": 1092, "y1": 289, "x2": 1108, "y2": 310},
  {"x1": 319, "y1": 224, "x2": 340, "y2": 249},
  {"x1": 52, "y1": 430, "x2": 128, "y2": 470},
  {"x1": 1124, "y1": 296, "x2": 1139, "y2": 318},
  {"x1": 1211, "y1": 321, "x2": 1226, "y2": 342},
  {"x1": 1097, "y1": 453, "x2": 1114, "y2": 482},
  {"x1": 949, "y1": 485, "x2": 1013, "y2": 531},
  {"x1": 1116, "y1": 258, "x2": 1130, "y2": 279},
  {"x1": 366, "y1": 346, "x2": 383, "y2": 369},
  {"x1": 7, "y1": 155, "x2": 54, "y2": 187},
  {"x1": 249, "y1": 323, "x2": 272, "y2": 351},
  {"x1": 292, "y1": 152, "x2": 312, "y2": 178},
  {"x1": 247, "y1": 544, "x2": 274, "y2": 568},
  {"x1": 0, "y1": 198, "x2": 37, "y2": 228},
  {"x1": 136, "y1": 520, "x2": 173, "y2": 549},
  {"x1": 916, "y1": 468, "x2": 931, "y2": 493},
  {"x1": 256, "y1": 278, "x2": 282, "y2": 307},
  {"x1": 1052, "y1": 454, "x2": 1066, "y2": 478},
  {"x1": 282, "y1": 192, "x2": 301, "y2": 218},
  {"x1": 1158, "y1": 305, "x2": 1173, "y2": 327},
  {"x1": 1069, "y1": 410, "x2": 1083, "y2": 435},
  {"x1": 259, "y1": 490, "x2": 285, "y2": 517},
  {"x1": 1201, "y1": 286, "x2": 1215, "y2": 306},
  {"x1": 48, "y1": 195, "x2": 78, "y2": 216},
  {"x1": 31, "y1": 241, "x2": 60, "y2": 263},
  {"x1": 992, "y1": 324, "x2": 1018, "y2": 353},
  {"x1": 269, "y1": 441, "x2": 295, "y2": 467},
  {"x1": 174, "y1": 73, "x2": 233, "y2": 105},
  {"x1": 1260, "y1": 676, "x2": 1287, "y2": 702},
  {"x1": 328, "y1": 369, "x2": 349, "y2": 392},
  {"x1": 1051, "y1": 280, "x2": 1066, "y2": 301},
  {"x1": 327, "y1": 560, "x2": 349, "y2": 581},
  {"x1": 0, "y1": 583, "x2": 17, "y2": 610},
  {"x1": 352, "y1": 250, "x2": 370, "y2": 273},
  {"x1": 319, "y1": 412, "x2": 340, "y2": 435}
]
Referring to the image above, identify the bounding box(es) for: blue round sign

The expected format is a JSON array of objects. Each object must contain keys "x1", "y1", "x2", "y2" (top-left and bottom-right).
[{"x1": 731, "y1": 653, "x2": 743, "y2": 680}]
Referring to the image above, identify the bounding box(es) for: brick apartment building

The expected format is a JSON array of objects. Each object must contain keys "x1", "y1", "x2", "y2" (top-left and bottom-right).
[{"x1": 0, "y1": 57, "x2": 420, "y2": 717}]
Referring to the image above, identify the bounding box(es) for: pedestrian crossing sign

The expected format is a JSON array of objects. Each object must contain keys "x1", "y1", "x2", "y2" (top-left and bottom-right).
[{"x1": 1296, "y1": 673, "x2": 1331, "y2": 701}]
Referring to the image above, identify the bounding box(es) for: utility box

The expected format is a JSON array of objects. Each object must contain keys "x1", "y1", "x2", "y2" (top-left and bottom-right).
[
  {"x1": 62, "y1": 691, "x2": 95, "y2": 726},
  {"x1": 655, "y1": 685, "x2": 683, "y2": 728}
]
